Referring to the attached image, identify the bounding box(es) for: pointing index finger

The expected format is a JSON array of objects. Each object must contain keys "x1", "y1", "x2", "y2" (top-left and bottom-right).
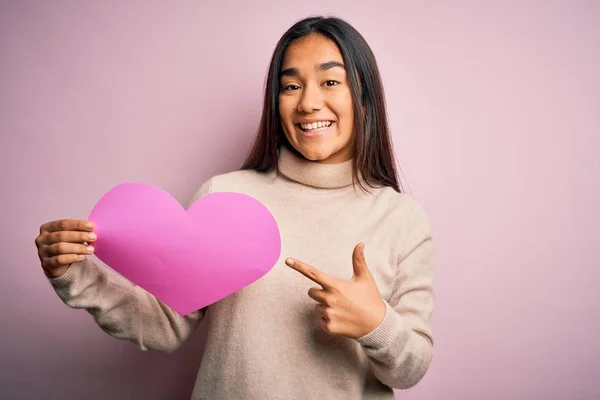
[{"x1": 285, "y1": 258, "x2": 336, "y2": 289}]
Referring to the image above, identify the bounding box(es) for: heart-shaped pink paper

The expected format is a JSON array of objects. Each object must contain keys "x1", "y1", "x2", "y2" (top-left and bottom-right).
[{"x1": 88, "y1": 183, "x2": 281, "y2": 315}]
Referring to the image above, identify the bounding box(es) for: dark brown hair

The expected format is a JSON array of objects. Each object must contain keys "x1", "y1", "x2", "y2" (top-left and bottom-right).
[{"x1": 241, "y1": 16, "x2": 402, "y2": 192}]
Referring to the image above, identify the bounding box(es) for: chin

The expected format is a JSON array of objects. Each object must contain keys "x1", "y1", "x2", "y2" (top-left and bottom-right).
[{"x1": 297, "y1": 147, "x2": 334, "y2": 162}]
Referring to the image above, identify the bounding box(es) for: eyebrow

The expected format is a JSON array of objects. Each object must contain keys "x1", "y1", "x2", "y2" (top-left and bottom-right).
[{"x1": 280, "y1": 61, "x2": 346, "y2": 77}]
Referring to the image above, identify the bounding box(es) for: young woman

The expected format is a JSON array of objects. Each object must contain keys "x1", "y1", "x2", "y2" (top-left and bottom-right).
[{"x1": 35, "y1": 16, "x2": 434, "y2": 399}]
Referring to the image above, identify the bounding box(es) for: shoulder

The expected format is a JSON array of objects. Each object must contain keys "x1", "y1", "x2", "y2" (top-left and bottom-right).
[
  {"x1": 373, "y1": 186, "x2": 432, "y2": 241},
  {"x1": 188, "y1": 169, "x2": 276, "y2": 205}
]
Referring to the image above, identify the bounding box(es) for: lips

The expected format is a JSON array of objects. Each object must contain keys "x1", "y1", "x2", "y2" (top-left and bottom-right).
[
  {"x1": 297, "y1": 120, "x2": 334, "y2": 131},
  {"x1": 294, "y1": 121, "x2": 335, "y2": 137}
]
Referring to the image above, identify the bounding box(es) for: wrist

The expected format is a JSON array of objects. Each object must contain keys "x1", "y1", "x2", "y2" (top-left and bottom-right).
[
  {"x1": 358, "y1": 298, "x2": 386, "y2": 338},
  {"x1": 44, "y1": 264, "x2": 70, "y2": 279}
]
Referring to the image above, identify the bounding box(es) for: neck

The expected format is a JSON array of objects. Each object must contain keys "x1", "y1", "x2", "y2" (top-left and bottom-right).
[{"x1": 277, "y1": 146, "x2": 358, "y2": 189}]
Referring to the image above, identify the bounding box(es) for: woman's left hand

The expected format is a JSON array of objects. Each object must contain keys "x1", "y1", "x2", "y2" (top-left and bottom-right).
[{"x1": 285, "y1": 243, "x2": 386, "y2": 339}]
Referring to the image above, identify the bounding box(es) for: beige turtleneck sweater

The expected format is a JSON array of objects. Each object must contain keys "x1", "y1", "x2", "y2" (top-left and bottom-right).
[{"x1": 49, "y1": 147, "x2": 434, "y2": 399}]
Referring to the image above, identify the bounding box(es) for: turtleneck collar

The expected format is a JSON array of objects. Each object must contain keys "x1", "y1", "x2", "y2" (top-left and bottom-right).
[{"x1": 276, "y1": 146, "x2": 356, "y2": 189}]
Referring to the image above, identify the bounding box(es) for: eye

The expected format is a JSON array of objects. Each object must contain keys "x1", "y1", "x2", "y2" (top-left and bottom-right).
[
  {"x1": 324, "y1": 80, "x2": 340, "y2": 87},
  {"x1": 281, "y1": 84, "x2": 300, "y2": 92}
]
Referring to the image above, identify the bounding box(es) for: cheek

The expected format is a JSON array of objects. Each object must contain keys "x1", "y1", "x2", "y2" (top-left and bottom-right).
[
  {"x1": 278, "y1": 98, "x2": 294, "y2": 123},
  {"x1": 278, "y1": 99, "x2": 295, "y2": 139},
  {"x1": 278, "y1": 99, "x2": 286, "y2": 122},
  {"x1": 333, "y1": 102, "x2": 354, "y2": 135},
  {"x1": 331, "y1": 91, "x2": 354, "y2": 116}
]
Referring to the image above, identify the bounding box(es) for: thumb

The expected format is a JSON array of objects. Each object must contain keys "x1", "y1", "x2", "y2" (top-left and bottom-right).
[{"x1": 352, "y1": 243, "x2": 370, "y2": 279}]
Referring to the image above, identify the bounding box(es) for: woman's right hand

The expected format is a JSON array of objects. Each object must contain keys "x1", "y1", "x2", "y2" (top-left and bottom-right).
[{"x1": 35, "y1": 219, "x2": 97, "y2": 278}]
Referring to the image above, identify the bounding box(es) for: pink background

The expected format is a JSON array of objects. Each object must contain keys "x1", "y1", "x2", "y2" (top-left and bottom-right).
[{"x1": 1, "y1": 1, "x2": 598, "y2": 399}]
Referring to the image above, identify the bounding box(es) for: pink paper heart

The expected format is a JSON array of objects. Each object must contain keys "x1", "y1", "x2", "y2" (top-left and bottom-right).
[{"x1": 88, "y1": 183, "x2": 281, "y2": 315}]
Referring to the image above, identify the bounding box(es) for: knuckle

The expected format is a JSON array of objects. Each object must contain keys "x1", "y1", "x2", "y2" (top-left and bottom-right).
[
  {"x1": 46, "y1": 257, "x2": 58, "y2": 268},
  {"x1": 57, "y1": 220, "x2": 65, "y2": 231},
  {"x1": 53, "y1": 258, "x2": 62, "y2": 268},
  {"x1": 40, "y1": 221, "x2": 53, "y2": 234},
  {"x1": 325, "y1": 321, "x2": 334, "y2": 332},
  {"x1": 40, "y1": 232, "x2": 50, "y2": 245},
  {"x1": 326, "y1": 295, "x2": 336, "y2": 306},
  {"x1": 44, "y1": 244, "x2": 56, "y2": 256},
  {"x1": 54, "y1": 231, "x2": 64, "y2": 243},
  {"x1": 55, "y1": 254, "x2": 68, "y2": 266},
  {"x1": 45, "y1": 243, "x2": 55, "y2": 254},
  {"x1": 55, "y1": 242, "x2": 67, "y2": 254}
]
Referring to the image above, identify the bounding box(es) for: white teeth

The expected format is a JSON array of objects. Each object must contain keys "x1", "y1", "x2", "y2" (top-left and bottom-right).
[{"x1": 299, "y1": 121, "x2": 332, "y2": 131}]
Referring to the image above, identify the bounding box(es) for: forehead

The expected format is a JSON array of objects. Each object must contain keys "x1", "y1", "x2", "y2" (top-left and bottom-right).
[{"x1": 281, "y1": 34, "x2": 343, "y2": 68}]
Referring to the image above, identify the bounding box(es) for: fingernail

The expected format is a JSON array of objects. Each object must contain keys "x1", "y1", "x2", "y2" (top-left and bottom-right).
[
  {"x1": 85, "y1": 223, "x2": 93, "y2": 229},
  {"x1": 88, "y1": 233, "x2": 97, "y2": 241},
  {"x1": 78, "y1": 255, "x2": 86, "y2": 261},
  {"x1": 285, "y1": 258, "x2": 294, "y2": 266},
  {"x1": 87, "y1": 246, "x2": 94, "y2": 253}
]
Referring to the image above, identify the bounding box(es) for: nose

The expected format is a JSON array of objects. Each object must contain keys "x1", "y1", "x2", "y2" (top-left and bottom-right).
[{"x1": 297, "y1": 82, "x2": 323, "y2": 113}]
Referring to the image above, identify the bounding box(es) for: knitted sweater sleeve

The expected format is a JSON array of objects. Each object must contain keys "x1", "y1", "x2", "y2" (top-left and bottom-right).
[
  {"x1": 47, "y1": 179, "x2": 214, "y2": 353},
  {"x1": 356, "y1": 198, "x2": 435, "y2": 389}
]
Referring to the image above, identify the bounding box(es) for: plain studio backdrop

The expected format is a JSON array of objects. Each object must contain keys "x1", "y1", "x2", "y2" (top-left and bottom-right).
[{"x1": 1, "y1": 1, "x2": 598, "y2": 399}]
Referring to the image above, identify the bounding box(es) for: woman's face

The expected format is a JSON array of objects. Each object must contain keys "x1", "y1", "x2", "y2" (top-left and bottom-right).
[{"x1": 279, "y1": 34, "x2": 354, "y2": 164}]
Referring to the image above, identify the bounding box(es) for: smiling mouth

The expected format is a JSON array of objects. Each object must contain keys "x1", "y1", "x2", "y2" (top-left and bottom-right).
[{"x1": 296, "y1": 121, "x2": 334, "y2": 133}]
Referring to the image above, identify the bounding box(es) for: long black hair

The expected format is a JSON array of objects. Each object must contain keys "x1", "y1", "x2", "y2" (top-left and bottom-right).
[{"x1": 242, "y1": 16, "x2": 402, "y2": 192}]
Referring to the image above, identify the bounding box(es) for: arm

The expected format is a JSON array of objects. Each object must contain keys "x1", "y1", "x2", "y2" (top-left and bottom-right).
[
  {"x1": 48, "y1": 179, "x2": 214, "y2": 353},
  {"x1": 357, "y1": 203, "x2": 434, "y2": 389}
]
